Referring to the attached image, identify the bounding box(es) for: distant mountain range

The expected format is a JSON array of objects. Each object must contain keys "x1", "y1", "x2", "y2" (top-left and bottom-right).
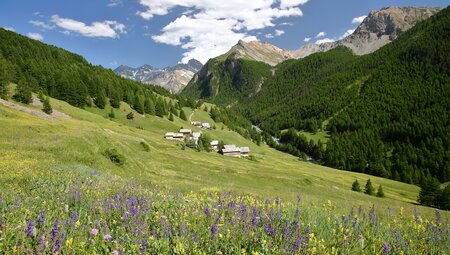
[{"x1": 114, "y1": 59, "x2": 203, "y2": 93}]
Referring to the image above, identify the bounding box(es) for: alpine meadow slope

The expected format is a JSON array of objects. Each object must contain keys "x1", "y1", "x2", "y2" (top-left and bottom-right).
[{"x1": 181, "y1": 6, "x2": 450, "y2": 185}]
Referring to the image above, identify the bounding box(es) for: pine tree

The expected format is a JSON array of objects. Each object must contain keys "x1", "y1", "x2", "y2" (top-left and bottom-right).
[
  {"x1": 13, "y1": 79, "x2": 32, "y2": 104},
  {"x1": 438, "y1": 185, "x2": 450, "y2": 210},
  {"x1": 168, "y1": 112, "x2": 174, "y2": 121},
  {"x1": 376, "y1": 185, "x2": 385, "y2": 198},
  {"x1": 155, "y1": 99, "x2": 165, "y2": 117},
  {"x1": 365, "y1": 179, "x2": 375, "y2": 196},
  {"x1": 42, "y1": 97, "x2": 53, "y2": 114},
  {"x1": 134, "y1": 94, "x2": 145, "y2": 114},
  {"x1": 418, "y1": 177, "x2": 441, "y2": 207},
  {"x1": 180, "y1": 109, "x2": 187, "y2": 121},
  {"x1": 351, "y1": 180, "x2": 361, "y2": 192},
  {"x1": 144, "y1": 97, "x2": 155, "y2": 115}
]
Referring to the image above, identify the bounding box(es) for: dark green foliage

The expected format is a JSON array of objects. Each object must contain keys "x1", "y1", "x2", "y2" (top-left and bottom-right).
[
  {"x1": 133, "y1": 94, "x2": 145, "y2": 114},
  {"x1": 168, "y1": 112, "x2": 174, "y2": 121},
  {"x1": 439, "y1": 185, "x2": 450, "y2": 210},
  {"x1": 155, "y1": 98, "x2": 166, "y2": 117},
  {"x1": 180, "y1": 109, "x2": 187, "y2": 121},
  {"x1": 103, "y1": 149, "x2": 126, "y2": 167},
  {"x1": 418, "y1": 178, "x2": 442, "y2": 207},
  {"x1": 351, "y1": 180, "x2": 361, "y2": 192},
  {"x1": 126, "y1": 112, "x2": 134, "y2": 120},
  {"x1": 13, "y1": 79, "x2": 32, "y2": 104},
  {"x1": 144, "y1": 97, "x2": 155, "y2": 115},
  {"x1": 376, "y1": 185, "x2": 385, "y2": 198},
  {"x1": 199, "y1": 133, "x2": 212, "y2": 152},
  {"x1": 140, "y1": 141, "x2": 150, "y2": 152},
  {"x1": 108, "y1": 108, "x2": 115, "y2": 119},
  {"x1": 365, "y1": 179, "x2": 375, "y2": 196},
  {"x1": 42, "y1": 96, "x2": 52, "y2": 114}
]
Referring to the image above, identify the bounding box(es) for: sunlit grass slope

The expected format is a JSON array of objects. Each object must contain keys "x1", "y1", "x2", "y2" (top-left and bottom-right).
[{"x1": 0, "y1": 96, "x2": 447, "y2": 218}]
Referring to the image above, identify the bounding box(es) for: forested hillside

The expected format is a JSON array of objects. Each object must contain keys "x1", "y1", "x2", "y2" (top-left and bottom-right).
[
  {"x1": 182, "y1": 56, "x2": 272, "y2": 105},
  {"x1": 183, "y1": 7, "x2": 450, "y2": 184},
  {"x1": 0, "y1": 28, "x2": 186, "y2": 115}
]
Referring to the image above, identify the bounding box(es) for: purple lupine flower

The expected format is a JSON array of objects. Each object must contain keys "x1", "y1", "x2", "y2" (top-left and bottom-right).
[
  {"x1": 414, "y1": 209, "x2": 420, "y2": 223},
  {"x1": 211, "y1": 225, "x2": 217, "y2": 236},
  {"x1": 141, "y1": 239, "x2": 148, "y2": 251},
  {"x1": 51, "y1": 220, "x2": 59, "y2": 242},
  {"x1": 25, "y1": 220, "x2": 34, "y2": 237},
  {"x1": 90, "y1": 228, "x2": 99, "y2": 236},
  {"x1": 204, "y1": 207, "x2": 211, "y2": 217},
  {"x1": 64, "y1": 219, "x2": 70, "y2": 227},
  {"x1": 297, "y1": 194, "x2": 302, "y2": 203},
  {"x1": 193, "y1": 233, "x2": 199, "y2": 243},
  {"x1": 112, "y1": 250, "x2": 119, "y2": 255},
  {"x1": 214, "y1": 214, "x2": 222, "y2": 225},
  {"x1": 103, "y1": 234, "x2": 112, "y2": 241},
  {"x1": 264, "y1": 199, "x2": 270, "y2": 205},
  {"x1": 54, "y1": 231, "x2": 65, "y2": 254},
  {"x1": 435, "y1": 209, "x2": 442, "y2": 225},
  {"x1": 295, "y1": 208, "x2": 300, "y2": 217},
  {"x1": 383, "y1": 242, "x2": 391, "y2": 254},
  {"x1": 275, "y1": 197, "x2": 280, "y2": 205},
  {"x1": 152, "y1": 229, "x2": 159, "y2": 240},
  {"x1": 387, "y1": 207, "x2": 393, "y2": 216},
  {"x1": 37, "y1": 211, "x2": 46, "y2": 228}
]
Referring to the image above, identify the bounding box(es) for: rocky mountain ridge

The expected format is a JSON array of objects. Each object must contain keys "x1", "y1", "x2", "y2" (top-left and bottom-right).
[
  {"x1": 294, "y1": 6, "x2": 442, "y2": 58},
  {"x1": 114, "y1": 59, "x2": 202, "y2": 93}
]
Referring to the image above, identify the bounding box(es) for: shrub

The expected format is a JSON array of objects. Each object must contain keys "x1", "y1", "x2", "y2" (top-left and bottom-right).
[
  {"x1": 108, "y1": 108, "x2": 115, "y2": 119},
  {"x1": 376, "y1": 185, "x2": 385, "y2": 197},
  {"x1": 351, "y1": 180, "x2": 361, "y2": 192},
  {"x1": 42, "y1": 97, "x2": 53, "y2": 114},
  {"x1": 180, "y1": 109, "x2": 187, "y2": 121},
  {"x1": 126, "y1": 112, "x2": 134, "y2": 120},
  {"x1": 140, "y1": 141, "x2": 150, "y2": 152},
  {"x1": 365, "y1": 179, "x2": 375, "y2": 196},
  {"x1": 169, "y1": 112, "x2": 174, "y2": 121},
  {"x1": 103, "y1": 149, "x2": 126, "y2": 167}
]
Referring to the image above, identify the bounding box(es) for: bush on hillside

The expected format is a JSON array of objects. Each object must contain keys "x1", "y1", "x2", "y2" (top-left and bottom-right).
[
  {"x1": 103, "y1": 149, "x2": 126, "y2": 167},
  {"x1": 140, "y1": 141, "x2": 150, "y2": 152},
  {"x1": 351, "y1": 180, "x2": 361, "y2": 192}
]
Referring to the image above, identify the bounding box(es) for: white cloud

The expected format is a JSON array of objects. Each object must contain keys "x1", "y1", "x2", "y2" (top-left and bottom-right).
[
  {"x1": 315, "y1": 38, "x2": 334, "y2": 44},
  {"x1": 265, "y1": 33, "x2": 274, "y2": 39},
  {"x1": 303, "y1": 37, "x2": 311, "y2": 42},
  {"x1": 138, "y1": 0, "x2": 308, "y2": 63},
  {"x1": 27, "y1": 32, "x2": 43, "y2": 41},
  {"x1": 108, "y1": 0, "x2": 122, "y2": 7},
  {"x1": 315, "y1": 31, "x2": 326, "y2": 38},
  {"x1": 3, "y1": 27, "x2": 15, "y2": 32},
  {"x1": 352, "y1": 15, "x2": 367, "y2": 24},
  {"x1": 51, "y1": 15, "x2": 126, "y2": 38},
  {"x1": 339, "y1": 28, "x2": 355, "y2": 40},
  {"x1": 280, "y1": 22, "x2": 294, "y2": 26},
  {"x1": 30, "y1": 20, "x2": 55, "y2": 30},
  {"x1": 275, "y1": 29, "x2": 285, "y2": 36}
]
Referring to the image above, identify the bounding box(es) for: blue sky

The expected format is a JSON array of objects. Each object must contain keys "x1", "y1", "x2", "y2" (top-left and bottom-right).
[{"x1": 1, "y1": 0, "x2": 448, "y2": 69}]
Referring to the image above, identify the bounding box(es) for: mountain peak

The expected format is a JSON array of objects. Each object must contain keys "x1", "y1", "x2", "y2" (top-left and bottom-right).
[
  {"x1": 222, "y1": 40, "x2": 293, "y2": 66},
  {"x1": 294, "y1": 6, "x2": 442, "y2": 58}
]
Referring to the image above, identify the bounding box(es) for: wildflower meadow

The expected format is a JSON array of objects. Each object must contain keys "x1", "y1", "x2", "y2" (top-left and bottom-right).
[{"x1": 0, "y1": 170, "x2": 448, "y2": 255}]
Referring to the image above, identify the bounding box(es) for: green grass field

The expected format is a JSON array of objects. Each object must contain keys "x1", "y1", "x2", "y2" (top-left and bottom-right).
[
  {"x1": 1, "y1": 95, "x2": 447, "y2": 220},
  {"x1": 0, "y1": 95, "x2": 449, "y2": 254}
]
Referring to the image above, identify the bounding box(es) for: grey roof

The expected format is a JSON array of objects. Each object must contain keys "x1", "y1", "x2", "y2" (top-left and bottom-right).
[{"x1": 240, "y1": 147, "x2": 250, "y2": 153}]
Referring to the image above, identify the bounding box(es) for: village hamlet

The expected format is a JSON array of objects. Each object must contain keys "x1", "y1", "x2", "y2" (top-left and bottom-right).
[{"x1": 164, "y1": 127, "x2": 250, "y2": 157}]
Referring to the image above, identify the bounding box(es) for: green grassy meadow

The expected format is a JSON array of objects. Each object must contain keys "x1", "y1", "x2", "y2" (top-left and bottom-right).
[
  {"x1": 0, "y1": 95, "x2": 449, "y2": 254},
  {"x1": 0, "y1": 95, "x2": 446, "y2": 218}
]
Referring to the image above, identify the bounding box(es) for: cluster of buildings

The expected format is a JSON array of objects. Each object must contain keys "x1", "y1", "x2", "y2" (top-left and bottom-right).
[
  {"x1": 191, "y1": 121, "x2": 211, "y2": 129},
  {"x1": 164, "y1": 128, "x2": 250, "y2": 157},
  {"x1": 221, "y1": 144, "x2": 250, "y2": 157}
]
